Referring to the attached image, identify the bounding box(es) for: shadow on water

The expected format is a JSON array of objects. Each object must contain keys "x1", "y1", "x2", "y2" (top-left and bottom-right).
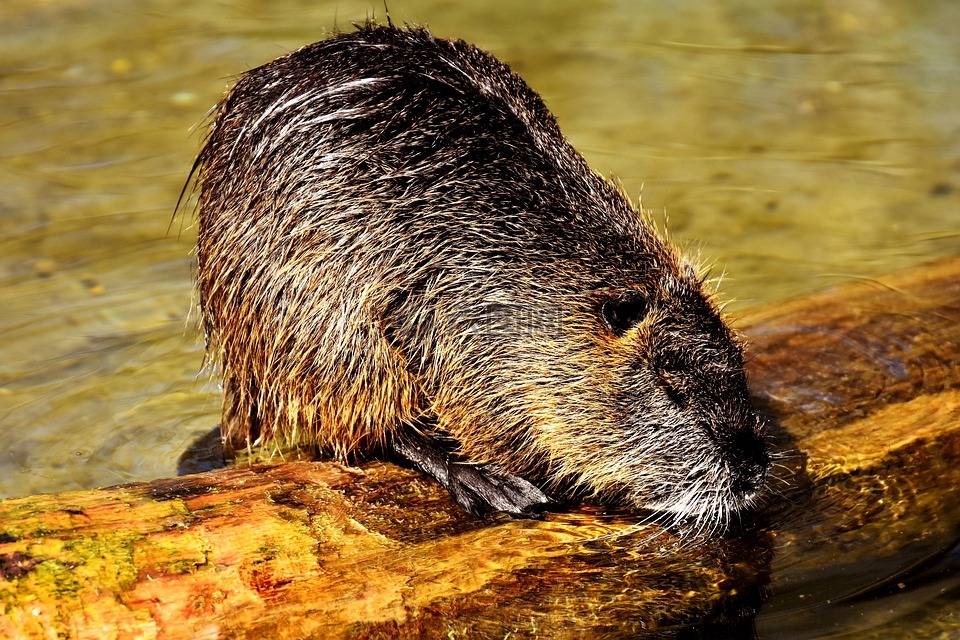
[{"x1": 176, "y1": 425, "x2": 225, "y2": 475}]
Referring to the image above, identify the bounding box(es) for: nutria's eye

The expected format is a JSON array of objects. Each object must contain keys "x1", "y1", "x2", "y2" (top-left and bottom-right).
[{"x1": 601, "y1": 292, "x2": 648, "y2": 336}]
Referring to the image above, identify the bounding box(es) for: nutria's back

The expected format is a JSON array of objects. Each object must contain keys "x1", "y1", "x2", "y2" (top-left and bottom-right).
[{"x1": 196, "y1": 24, "x2": 768, "y2": 530}]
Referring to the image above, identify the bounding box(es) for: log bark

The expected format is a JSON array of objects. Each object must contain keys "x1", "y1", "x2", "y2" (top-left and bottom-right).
[{"x1": 1, "y1": 257, "x2": 959, "y2": 639}]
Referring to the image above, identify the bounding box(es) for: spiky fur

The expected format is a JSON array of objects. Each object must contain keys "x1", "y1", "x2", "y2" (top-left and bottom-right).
[{"x1": 195, "y1": 24, "x2": 768, "y2": 531}]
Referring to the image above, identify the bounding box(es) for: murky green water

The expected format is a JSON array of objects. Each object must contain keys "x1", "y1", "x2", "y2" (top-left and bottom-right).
[{"x1": 1, "y1": 0, "x2": 958, "y2": 637}]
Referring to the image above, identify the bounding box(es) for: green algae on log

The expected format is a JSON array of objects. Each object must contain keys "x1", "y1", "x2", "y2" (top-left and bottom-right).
[
  {"x1": 0, "y1": 461, "x2": 770, "y2": 638},
  {"x1": 1, "y1": 256, "x2": 959, "y2": 639}
]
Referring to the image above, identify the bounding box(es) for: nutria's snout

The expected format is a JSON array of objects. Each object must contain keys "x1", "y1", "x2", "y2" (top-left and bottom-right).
[
  {"x1": 713, "y1": 395, "x2": 769, "y2": 506},
  {"x1": 194, "y1": 23, "x2": 771, "y2": 533},
  {"x1": 727, "y1": 427, "x2": 770, "y2": 502}
]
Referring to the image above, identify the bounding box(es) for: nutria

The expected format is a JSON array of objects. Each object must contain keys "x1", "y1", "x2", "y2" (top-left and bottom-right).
[{"x1": 193, "y1": 23, "x2": 768, "y2": 531}]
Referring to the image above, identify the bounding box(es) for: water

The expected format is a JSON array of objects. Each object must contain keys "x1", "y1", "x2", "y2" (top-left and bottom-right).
[{"x1": 1, "y1": 0, "x2": 958, "y2": 637}]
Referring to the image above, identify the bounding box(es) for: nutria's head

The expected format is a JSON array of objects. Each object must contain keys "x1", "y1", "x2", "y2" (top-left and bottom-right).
[
  {"x1": 385, "y1": 214, "x2": 769, "y2": 535},
  {"x1": 195, "y1": 24, "x2": 768, "y2": 533},
  {"x1": 578, "y1": 267, "x2": 768, "y2": 532}
]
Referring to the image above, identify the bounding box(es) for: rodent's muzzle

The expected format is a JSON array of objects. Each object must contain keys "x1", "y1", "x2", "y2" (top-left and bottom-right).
[{"x1": 726, "y1": 427, "x2": 769, "y2": 503}]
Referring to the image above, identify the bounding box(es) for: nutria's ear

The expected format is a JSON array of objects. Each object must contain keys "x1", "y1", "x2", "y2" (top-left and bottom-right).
[{"x1": 600, "y1": 291, "x2": 648, "y2": 336}]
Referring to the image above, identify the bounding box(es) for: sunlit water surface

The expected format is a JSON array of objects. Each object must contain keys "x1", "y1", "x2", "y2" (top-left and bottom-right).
[{"x1": 1, "y1": 0, "x2": 958, "y2": 637}]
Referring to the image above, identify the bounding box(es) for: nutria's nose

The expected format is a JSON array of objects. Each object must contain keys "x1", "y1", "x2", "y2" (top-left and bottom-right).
[
  {"x1": 731, "y1": 459, "x2": 768, "y2": 501},
  {"x1": 728, "y1": 431, "x2": 769, "y2": 501}
]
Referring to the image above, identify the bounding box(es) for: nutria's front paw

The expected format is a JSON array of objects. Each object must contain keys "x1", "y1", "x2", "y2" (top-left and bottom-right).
[
  {"x1": 390, "y1": 430, "x2": 550, "y2": 518},
  {"x1": 446, "y1": 462, "x2": 552, "y2": 518}
]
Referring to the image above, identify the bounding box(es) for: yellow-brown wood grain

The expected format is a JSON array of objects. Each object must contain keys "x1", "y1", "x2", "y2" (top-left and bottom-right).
[{"x1": 1, "y1": 257, "x2": 958, "y2": 639}]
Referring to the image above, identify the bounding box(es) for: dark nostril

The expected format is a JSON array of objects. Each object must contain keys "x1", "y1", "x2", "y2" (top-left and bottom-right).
[
  {"x1": 658, "y1": 366, "x2": 688, "y2": 409},
  {"x1": 727, "y1": 431, "x2": 769, "y2": 499},
  {"x1": 663, "y1": 381, "x2": 687, "y2": 408},
  {"x1": 731, "y1": 455, "x2": 768, "y2": 499},
  {"x1": 734, "y1": 467, "x2": 762, "y2": 497}
]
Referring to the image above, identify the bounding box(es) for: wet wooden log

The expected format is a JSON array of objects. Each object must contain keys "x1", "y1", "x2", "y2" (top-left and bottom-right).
[
  {"x1": 744, "y1": 257, "x2": 960, "y2": 637},
  {"x1": 1, "y1": 256, "x2": 959, "y2": 639}
]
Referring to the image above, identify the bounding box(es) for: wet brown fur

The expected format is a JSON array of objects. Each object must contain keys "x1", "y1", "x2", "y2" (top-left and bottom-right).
[{"x1": 195, "y1": 24, "x2": 768, "y2": 531}]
